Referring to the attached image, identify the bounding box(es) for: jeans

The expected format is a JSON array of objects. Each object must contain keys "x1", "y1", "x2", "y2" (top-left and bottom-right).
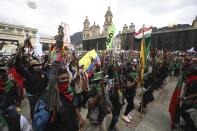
[
  {"x1": 124, "y1": 87, "x2": 136, "y2": 116},
  {"x1": 27, "y1": 95, "x2": 38, "y2": 120},
  {"x1": 109, "y1": 94, "x2": 122, "y2": 129}
]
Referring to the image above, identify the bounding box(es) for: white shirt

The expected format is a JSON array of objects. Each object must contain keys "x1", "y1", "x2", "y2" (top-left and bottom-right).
[{"x1": 20, "y1": 115, "x2": 32, "y2": 131}]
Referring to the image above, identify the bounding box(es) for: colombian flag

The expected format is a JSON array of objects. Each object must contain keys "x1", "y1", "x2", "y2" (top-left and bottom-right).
[{"x1": 79, "y1": 49, "x2": 101, "y2": 74}]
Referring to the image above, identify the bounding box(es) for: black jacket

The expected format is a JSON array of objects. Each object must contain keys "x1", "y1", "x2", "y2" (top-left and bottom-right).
[{"x1": 15, "y1": 51, "x2": 48, "y2": 96}]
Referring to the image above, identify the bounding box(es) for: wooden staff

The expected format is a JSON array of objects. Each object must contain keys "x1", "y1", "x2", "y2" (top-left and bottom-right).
[
  {"x1": 140, "y1": 24, "x2": 145, "y2": 118},
  {"x1": 47, "y1": 25, "x2": 64, "y2": 112}
]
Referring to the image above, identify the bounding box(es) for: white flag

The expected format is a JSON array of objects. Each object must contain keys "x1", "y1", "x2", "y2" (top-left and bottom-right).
[{"x1": 61, "y1": 22, "x2": 71, "y2": 46}]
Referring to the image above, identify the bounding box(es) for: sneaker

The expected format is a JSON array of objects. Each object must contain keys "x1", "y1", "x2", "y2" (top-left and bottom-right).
[
  {"x1": 127, "y1": 115, "x2": 132, "y2": 120},
  {"x1": 121, "y1": 115, "x2": 130, "y2": 123}
]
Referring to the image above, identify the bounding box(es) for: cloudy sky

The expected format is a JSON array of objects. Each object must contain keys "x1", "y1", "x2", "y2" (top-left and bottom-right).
[{"x1": 0, "y1": 0, "x2": 197, "y2": 36}]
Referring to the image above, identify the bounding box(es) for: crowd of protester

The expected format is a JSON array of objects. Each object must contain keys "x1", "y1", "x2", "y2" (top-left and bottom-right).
[{"x1": 0, "y1": 41, "x2": 197, "y2": 131}]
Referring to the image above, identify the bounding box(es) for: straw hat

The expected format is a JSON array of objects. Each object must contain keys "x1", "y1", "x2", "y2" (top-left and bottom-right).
[{"x1": 30, "y1": 60, "x2": 42, "y2": 66}]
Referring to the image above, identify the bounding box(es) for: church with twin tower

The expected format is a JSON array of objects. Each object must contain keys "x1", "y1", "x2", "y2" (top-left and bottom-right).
[{"x1": 82, "y1": 7, "x2": 113, "y2": 50}]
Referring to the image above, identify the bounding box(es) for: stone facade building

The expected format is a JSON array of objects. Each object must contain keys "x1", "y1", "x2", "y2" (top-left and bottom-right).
[
  {"x1": 0, "y1": 22, "x2": 54, "y2": 54},
  {"x1": 82, "y1": 7, "x2": 113, "y2": 50},
  {"x1": 120, "y1": 23, "x2": 135, "y2": 50},
  {"x1": 83, "y1": 6, "x2": 113, "y2": 40},
  {"x1": 119, "y1": 16, "x2": 197, "y2": 51},
  {"x1": 0, "y1": 22, "x2": 37, "y2": 45},
  {"x1": 151, "y1": 28, "x2": 197, "y2": 51},
  {"x1": 192, "y1": 16, "x2": 197, "y2": 28},
  {"x1": 113, "y1": 33, "x2": 121, "y2": 52}
]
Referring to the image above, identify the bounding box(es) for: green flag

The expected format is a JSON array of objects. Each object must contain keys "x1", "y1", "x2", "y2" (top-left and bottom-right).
[
  {"x1": 106, "y1": 23, "x2": 115, "y2": 50},
  {"x1": 145, "y1": 41, "x2": 150, "y2": 59},
  {"x1": 145, "y1": 40, "x2": 151, "y2": 68},
  {"x1": 135, "y1": 26, "x2": 152, "y2": 70}
]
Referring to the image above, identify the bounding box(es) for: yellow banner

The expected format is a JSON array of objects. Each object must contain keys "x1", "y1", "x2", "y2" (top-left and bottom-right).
[{"x1": 79, "y1": 49, "x2": 99, "y2": 72}]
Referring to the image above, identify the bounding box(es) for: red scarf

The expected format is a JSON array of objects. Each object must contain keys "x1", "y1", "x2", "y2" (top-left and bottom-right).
[
  {"x1": 8, "y1": 67, "x2": 24, "y2": 89},
  {"x1": 58, "y1": 83, "x2": 73, "y2": 102},
  {"x1": 186, "y1": 76, "x2": 197, "y2": 84},
  {"x1": 8, "y1": 67, "x2": 25, "y2": 97}
]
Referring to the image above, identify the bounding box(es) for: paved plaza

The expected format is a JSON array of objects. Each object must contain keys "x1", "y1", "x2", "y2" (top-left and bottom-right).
[{"x1": 20, "y1": 76, "x2": 180, "y2": 131}]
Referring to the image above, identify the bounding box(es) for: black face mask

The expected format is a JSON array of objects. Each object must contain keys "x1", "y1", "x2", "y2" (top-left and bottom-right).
[{"x1": 31, "y1": 65, "x2": 42, "y2": 72}]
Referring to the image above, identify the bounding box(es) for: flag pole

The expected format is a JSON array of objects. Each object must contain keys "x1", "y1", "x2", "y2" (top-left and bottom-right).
[{"x1": 140, "y1": 24, "x2": 145, "y2": 118}]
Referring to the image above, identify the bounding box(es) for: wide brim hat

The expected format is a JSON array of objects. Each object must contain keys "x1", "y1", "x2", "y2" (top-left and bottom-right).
[{"x1": 30, "y1": 60, "x2": 42, "y2": 67}]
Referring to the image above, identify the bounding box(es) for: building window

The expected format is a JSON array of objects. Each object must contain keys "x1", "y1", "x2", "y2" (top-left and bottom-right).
[
  {"x1": 0, "y1": 25, "x2": 5, "y2": 30},
  {"x1": 93, "y1": 30, "x2": 96, "y2": 36},
  {"x1": 42, "y1": 43, "x2": 50, "y2": 51},
  {"x1": 14, "y1": 41, "x2": 18, "y2": 45},
  {"x1": 26, "y1": 34, "x2": 29, "y2": 38}
]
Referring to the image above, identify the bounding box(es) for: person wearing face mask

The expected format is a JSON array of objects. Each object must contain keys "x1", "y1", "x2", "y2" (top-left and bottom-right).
[
  {"x1": 0, "y1": 66, "x2": 32, "y2": 131},
  {"x1": 45, "y1": 68, "x2": 85, "y2": 131},
  {"x1": 14, "y1": 48, "x2": 49, "y2": 121}
]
